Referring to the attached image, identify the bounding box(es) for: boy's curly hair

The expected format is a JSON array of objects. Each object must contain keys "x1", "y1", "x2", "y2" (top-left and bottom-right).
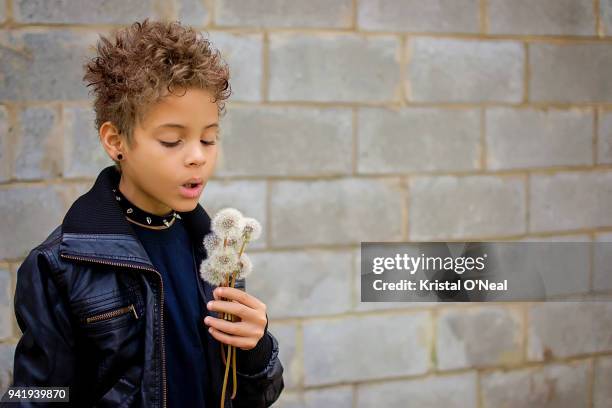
[{"x1": 83, "y1": 18, "x2": 231, "y2": 169}]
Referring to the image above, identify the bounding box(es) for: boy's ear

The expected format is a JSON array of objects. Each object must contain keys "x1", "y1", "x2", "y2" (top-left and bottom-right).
[{"x1": 99, "y1": 121, "x2": 125, "y2": 159}]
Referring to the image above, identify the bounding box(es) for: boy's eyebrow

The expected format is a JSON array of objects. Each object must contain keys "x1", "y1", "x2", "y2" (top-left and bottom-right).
[{"x1": 154, "y1": 123, "x2": 219, "y2": 130}]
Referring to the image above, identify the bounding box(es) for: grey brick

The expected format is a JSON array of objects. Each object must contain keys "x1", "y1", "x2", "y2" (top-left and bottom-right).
[
  {"x1": 269, "y1": 323, "x2": 299, "y2": 390},
  {"x1": 486, "y1": 108, "x2": 593, "y2": 170},
  {"x1": 0, "y1": 344, "x2": 16, "y2": 396},
  {"x1": 273, "y1": 390, "x2": 304, "y2": 408},
  {"x1": 270, "y1": 178, "x2": 403, "y2": 246},
  {"x1": 530, "y1": 43, "x2": 612, "y2": 102},
  {"x1": 269, "y1": 34, "x2": 401, "y2": 103},
  {"x1": 0, "y1": 30, "x2": 101, "y2": 101},
  {"x1": 598, "y1": 110, "x2": 612, "y2": 164},
  {"x1": 529, "y1": 171, "x2": 612, "y2": 232},
  {"x1": 358, "y1": 0, "x2": 479, "y2": 33},
  {"x1": 481, "y1": 360, "x2": 590, "y2": 408},
  {"x1": 0, "y1": 106, "x2": 10, "y2": 183},
  {"x1": 199, "y1": 180, "x2": 267, "y2": 249},
  {"x1": 274, "y1": 386, "x2": 353, "y2": 408},
  {"x1": 528, "y1": 302, "x2": 612, "y2": 360},
  {"x1": 177, "y1": 0, "x2": 209, "y2": 26},
  {"x1": 488, "y1": 0, "x2": 596, "y2": 36},
  {"x1": 62, "y1": 181, "x2": 94, "y2": 208},
  {"x1": 594, "y1": 356, "x2": 612, "y2": 408},
  {"x1": 63, "y1": 106, "x2": 113, "y2": 179},
  {"x1": 436, "y1": 306, "x2": 523, "y2": 370},
  {"x1": 215, "y1": 0, "x2": 353, "y2": 28},
  {"x1": 308, "y1": 388, "x2": 354, "y2": 408},
  {"x1": 0, "y1": 185, "x2": 65, "y2": 259},
  {"x1": 594, "y1": 233, "x2": 612, "y2": 292},
  {"x1": 0, "y1": 268, "x2": 12, "y2": 340},
  {"x1": 601, "y1": 0, "x2": 612, "y2": 36},
  {"x1": 519, "y1": 235, "x2": 591, "y2": 298},
  {"x1": 247, "y1": 250, "x2": 352, "y2": 319},
  {"x1": 409, "y1": 175, "x2": 526, "y2": 240},
  {"x1": 14, "y1": 0, "x2": 158, "y2": 24},
  {"x1": 408, "y1": 38, "x2": 524, "y2": 103},
  {"x1": 271, "y1": 391, "x2": 298, "y2": 408},
  {"x1": 303, "y1": 312, "x2": 431, "y2": 385},
  {"x1": 358, "y1": 107, "x2": 481, "y2": 174},
  {"x1": 14, "y1": 106, "x2": 62, "y2": 180},
  {"x1": 357, "y1": 372, "x2": 477, "y2": 408},
  {"x1": 216, "y1": 106, "x2": 352, "y2": 177},
  {"x1": 206, "y1": 33, "x2": 262, "y2": 102}
]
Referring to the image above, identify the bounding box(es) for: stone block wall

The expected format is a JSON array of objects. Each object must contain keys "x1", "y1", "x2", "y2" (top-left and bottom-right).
[{"x1": 1, "y1": 1, "x2": 611, "y2": 406}]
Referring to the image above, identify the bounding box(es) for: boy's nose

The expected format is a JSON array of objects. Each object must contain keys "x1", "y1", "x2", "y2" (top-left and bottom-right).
[{"x1": 186, "y1": 146, "x2": 207, "y2": 166}]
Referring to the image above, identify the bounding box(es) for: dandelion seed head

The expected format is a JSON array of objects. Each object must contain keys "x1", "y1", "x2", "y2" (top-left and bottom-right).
[
  {"x1": 225, "y1": 236, "x2": 240, "y2": 250},
  {"x1": 209, "y1": 246, "x2": 239, "y2": 275},
  {"x1": 203, "y1": 233, "x2": 222, "y2": 254},
  {"x1": 199, "y1": 259, "x2": 225, "y2": 286},
  {"x1": 237, "y1": 253, "x2": 253, "y2": 279},
  {"x1": 242, "y1": 217, "x2": 262, "y2": 241},
  {"x1": 212, "y1": 208, "x2": 244, "y2": 238},
  {"x1": 204, "y1": 209, "x2": 260, "y2": 283}
]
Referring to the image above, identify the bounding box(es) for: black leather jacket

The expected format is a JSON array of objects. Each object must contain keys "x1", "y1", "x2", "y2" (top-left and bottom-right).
[{"x1": 7, "y1": 166, "x2": 284, "y2": 407}]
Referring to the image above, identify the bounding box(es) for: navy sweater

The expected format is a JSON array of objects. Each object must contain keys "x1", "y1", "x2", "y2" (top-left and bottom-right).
[{"x1": 132, "y1": 217, "x2": 209, "y2": 406}]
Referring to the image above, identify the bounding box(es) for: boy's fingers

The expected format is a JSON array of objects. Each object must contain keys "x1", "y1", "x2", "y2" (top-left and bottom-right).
[
  {"x1": 208, "y1": 327, "x2": 256, "y2": 350},
  {"x1": 213, "y1": 286, "x2": 263, "y2": 310},
  {"x1": 204, "y1": 316, "x2": 247, "y2": 336},
  {"x1": 207, "y1": 299, "x2": 255, "y2": 320}
]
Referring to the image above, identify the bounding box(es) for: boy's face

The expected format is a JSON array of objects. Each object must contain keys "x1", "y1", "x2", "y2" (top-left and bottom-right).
[{"x1": 106, "y1": 87, "x2": 219, "y2": 215}]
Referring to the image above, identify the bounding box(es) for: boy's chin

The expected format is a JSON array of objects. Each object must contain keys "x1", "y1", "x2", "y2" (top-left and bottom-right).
[{"x1": 172, "y1": 200, "x2": 200, "y2": 213}]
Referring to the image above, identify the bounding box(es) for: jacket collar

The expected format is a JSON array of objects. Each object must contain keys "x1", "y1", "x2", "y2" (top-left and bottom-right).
[{"x1": 59, "y1": 165, "x2": 211, "y2": 269}]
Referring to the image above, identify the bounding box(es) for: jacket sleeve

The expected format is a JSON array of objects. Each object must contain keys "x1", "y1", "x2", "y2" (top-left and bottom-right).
[
  {"x1": 8, "y1": 246, "x2": 77, "y2": 406},
  {"x1": 233, "y1": 329, "x2": 285, "y2": 408}
]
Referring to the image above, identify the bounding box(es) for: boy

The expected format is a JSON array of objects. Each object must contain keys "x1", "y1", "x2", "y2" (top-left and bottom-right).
[{"x1": 8, "y1": 19, "x2": 284, "y2": 407}]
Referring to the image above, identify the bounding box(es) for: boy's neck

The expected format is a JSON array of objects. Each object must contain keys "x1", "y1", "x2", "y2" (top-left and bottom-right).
[{"x1": 118, "y1": 175, "x2": 174, "y2": 217}]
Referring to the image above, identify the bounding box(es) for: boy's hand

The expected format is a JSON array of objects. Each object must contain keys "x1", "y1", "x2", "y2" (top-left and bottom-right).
[{"x1": 204, "y1": 286, "x2": 268, "y2": 351}]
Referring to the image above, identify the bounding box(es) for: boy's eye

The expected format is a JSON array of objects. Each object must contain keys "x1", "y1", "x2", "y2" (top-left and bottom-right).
[{"x1": 160, "y1": 140, "x2": 217, "y2": 148}]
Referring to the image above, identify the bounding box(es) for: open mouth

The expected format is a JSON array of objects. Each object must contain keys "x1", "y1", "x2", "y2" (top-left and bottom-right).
[{"x1": 180, "y1": 180, "x2": 204, "y2": 198}]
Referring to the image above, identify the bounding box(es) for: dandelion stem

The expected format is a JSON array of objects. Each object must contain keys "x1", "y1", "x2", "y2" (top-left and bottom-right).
[
  {"x1": 230, "y1": 312, "x2": 238, "y2": 399},
  {"x1": 220, "y1": 341, "x2": 232, "y2": 408},
  {"x1": 238, "y1": 234, "x2": 249, "y2": 258},
  {"x1": 219, "y1": 234, "x2": 253, "y2": 405}
]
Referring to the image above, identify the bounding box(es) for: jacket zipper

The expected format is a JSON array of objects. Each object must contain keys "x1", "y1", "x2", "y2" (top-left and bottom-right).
[
  {"x1": 85, "y1": 304, "x2": 139, "y2": 324},
  {"x1": 60, "y1": 253, "x2": 168, "y2": 408}
]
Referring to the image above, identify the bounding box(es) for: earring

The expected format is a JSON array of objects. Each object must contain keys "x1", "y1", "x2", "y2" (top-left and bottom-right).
[{"x1": 117, "y1": 153, "x2": 123, "y2": 160}]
